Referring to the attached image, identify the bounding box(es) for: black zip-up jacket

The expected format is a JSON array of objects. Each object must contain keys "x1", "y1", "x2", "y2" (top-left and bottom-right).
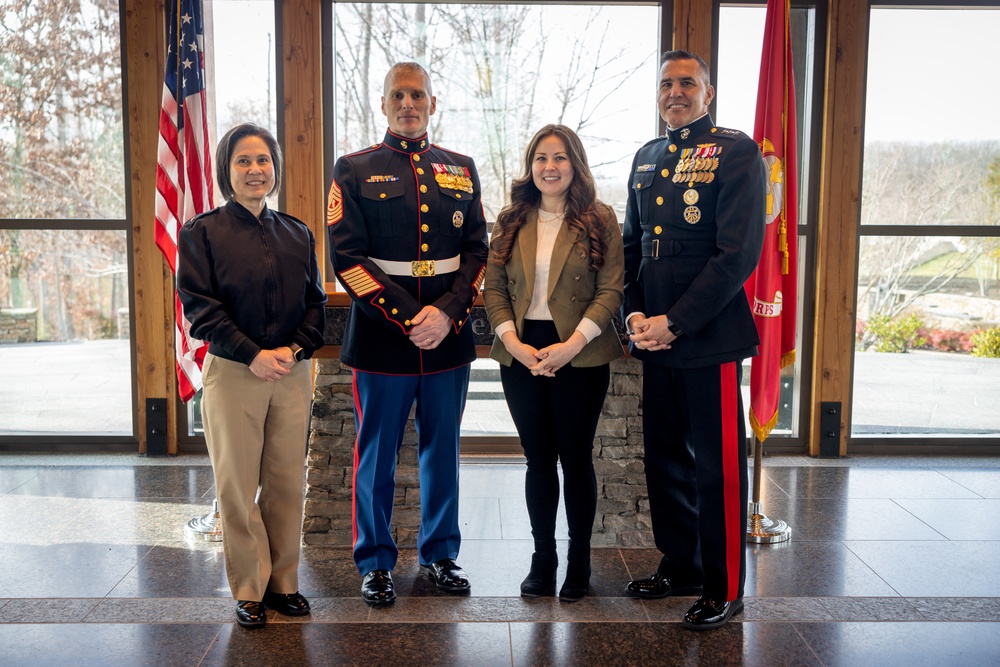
[{"x1": 177, "y1": 200, "x2": 327, "y2": 365}]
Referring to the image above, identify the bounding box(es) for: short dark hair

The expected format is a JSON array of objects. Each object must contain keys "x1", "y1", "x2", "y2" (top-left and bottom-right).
[
  {"x1": 215, "y1": 123, "x2": 282, "y2": 202},
  {"x1": 660, "y1": 49, "x2": 712, "y2": 85}
]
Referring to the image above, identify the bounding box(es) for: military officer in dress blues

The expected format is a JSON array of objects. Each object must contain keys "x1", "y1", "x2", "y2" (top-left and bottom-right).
[
  {"x1": 326, "y1": 62, "x2": 489, "y2": 605},
  {"x1": 621, "y1": 50, "x2": 767, "y2": 630}
]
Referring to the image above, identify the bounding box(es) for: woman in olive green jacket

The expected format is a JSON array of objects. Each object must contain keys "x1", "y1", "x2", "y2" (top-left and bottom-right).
[{"x1": 483, "y1": 124, "x2": 624, "y2": 602}]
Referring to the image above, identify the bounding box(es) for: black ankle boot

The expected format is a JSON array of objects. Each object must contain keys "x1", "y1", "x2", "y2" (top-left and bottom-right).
[
  {"x1": 520, "y1": 552, "x2": 558, "y2": 598},
  {"x1": 559, "y1": 559, "x2": 591, "y2": 602}
]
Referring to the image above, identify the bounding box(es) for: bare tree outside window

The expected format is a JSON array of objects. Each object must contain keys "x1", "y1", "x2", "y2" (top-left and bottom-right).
[
  {"x1": 332, "y1": 2, "x2": 659, "y2": 221},
  {"x1": 0, "y1": 0, "x2": 126, "y2": 343}
]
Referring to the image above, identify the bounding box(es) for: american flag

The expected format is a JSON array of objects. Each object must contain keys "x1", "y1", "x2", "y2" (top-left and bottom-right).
[{"x1": 155, "y1": 0, "x2": 214, "y2": 402}]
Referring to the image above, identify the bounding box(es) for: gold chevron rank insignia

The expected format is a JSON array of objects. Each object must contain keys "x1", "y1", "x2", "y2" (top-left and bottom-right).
[
  {"x1": 338, "y1": 265, "x2": 380, "y2": 297},
  {"x1": 326, "y1": 179, "x2": 344, "y2": 226}
]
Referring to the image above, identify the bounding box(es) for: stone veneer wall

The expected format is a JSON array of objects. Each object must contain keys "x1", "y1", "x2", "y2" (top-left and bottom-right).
[
  {"x1": 303, "y1": 306, "x2": 654, "y2": 547},
  {"x1": 0, "y1": 308, "x2": 38, "y2": 343}
]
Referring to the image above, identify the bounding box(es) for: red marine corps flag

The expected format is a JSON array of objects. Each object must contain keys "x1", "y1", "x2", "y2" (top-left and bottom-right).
[
  {"x1": 746, "y1": 0, "x2": 798, "y2": 441},
  {"x1": 155, "y1": 0, "x2": 214, "y2": 402}
]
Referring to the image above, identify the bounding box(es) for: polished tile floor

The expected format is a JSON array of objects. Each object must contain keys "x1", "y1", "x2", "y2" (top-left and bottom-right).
[{"x1": 1, "y1": 453, "x2": 999, "y2": 666}]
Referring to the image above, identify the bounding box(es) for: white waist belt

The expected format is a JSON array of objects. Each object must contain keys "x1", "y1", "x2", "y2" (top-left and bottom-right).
[{"x1": 371, "y1": 255, "x2": 461, "y2": 277}]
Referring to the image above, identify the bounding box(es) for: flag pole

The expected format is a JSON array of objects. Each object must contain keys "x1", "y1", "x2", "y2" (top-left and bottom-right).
[
  {"x1": 745, "y1": 0, "x2": 794, "y2": 545},
  {"x1": 747, "y1": 434, "x2": 790, "y2": 543}
]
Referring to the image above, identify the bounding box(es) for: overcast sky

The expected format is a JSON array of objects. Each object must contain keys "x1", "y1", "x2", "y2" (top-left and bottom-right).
[{"x1": 718, "y1": 6, "x2": 1000, "y2": 143}]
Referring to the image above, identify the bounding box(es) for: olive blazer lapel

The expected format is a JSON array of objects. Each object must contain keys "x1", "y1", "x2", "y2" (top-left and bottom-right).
[
  {"x1": 547, "y1": 216, "x2": 575, "y2": 299},
  {"x1": 517, "y1": 209, "x2": 538, "y2": 298}
]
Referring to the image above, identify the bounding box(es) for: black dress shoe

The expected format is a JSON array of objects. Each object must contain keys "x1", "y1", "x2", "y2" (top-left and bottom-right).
[
  {"x1": 520, "y1": 552, "x2": 557, "y2": 598},
  {"x1": 361, "y1": 569, "x2": 396, "y2": 606},
  {"x1": 682, "y1": 597, "x2": 744, "y2": 630},
  {"x1": 235, "y1": 600, "x2": 266, "y2": 629},
  {"x1": 262, "y1": 590, "x2": 311, "y2": 616},
  {"x1": 421, "y1": 558, "x2": 471, "y2": 591},
  {"x1": 624, "y1": 572, "x2": 703, "y2": 599}
]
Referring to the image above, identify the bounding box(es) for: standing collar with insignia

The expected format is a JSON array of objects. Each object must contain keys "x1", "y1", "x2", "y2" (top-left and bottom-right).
[
  {"x1": 383, "y1": 128, "x2": 431, "y2": 154},
  {"x1": 665, "y1": 114, "x2": 716, "y2": 146}
]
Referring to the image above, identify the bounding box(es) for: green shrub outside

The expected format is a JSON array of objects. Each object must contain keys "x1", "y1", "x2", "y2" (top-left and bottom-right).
[
  {"x1": 971, "y1": 327, "x2": 1000, "y2": 358},
  {"x1": 866, "y1": 313, "x2": 927, "y2": 353}
]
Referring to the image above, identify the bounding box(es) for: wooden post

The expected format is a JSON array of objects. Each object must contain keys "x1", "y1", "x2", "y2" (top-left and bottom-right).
[
  {"x1": 810, "y1": 0, "x2": 868, "y2": 456},
  {"x1": 125, "y1": 0, "x2": 176, "y2": 454}
]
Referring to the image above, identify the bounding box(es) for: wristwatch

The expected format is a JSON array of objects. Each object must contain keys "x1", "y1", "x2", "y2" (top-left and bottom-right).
[
  {"x1": 667, "y1": 320, "x2": 684, "y2": 337},
  {"x1": 289, "y1": 343, "x2": 305, "y2": 362}
]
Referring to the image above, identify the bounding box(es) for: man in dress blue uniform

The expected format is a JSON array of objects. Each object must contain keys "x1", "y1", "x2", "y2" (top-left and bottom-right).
[
  {"x1": 326, "y1": 62, "x2": 489, "y2": 605},
  {"x1": 621, "y1": 50, "x2": 766, "y2": 629}
]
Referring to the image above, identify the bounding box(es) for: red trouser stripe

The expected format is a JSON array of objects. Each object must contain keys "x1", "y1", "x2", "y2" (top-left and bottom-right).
[
  {"x1": 351, "y1": 370, "x2": 362, "y2": 548},
  {"x1": 719, "y1": 362, "x2": 741, "y2": 602}
]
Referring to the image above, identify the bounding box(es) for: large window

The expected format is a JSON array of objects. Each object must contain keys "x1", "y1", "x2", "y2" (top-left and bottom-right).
[
  {"x1": 330, "y1": 2, "x2": 660, "y2": 220},
  {"x1": 327, "y1": 2, "x2": 662, "y2": 440},
  {"x1": 855, "y1": 7, "x2": 1000, "y2": 439},
  {"x1": 0, "y1": 0, "x2": 131, "y2": 437}
]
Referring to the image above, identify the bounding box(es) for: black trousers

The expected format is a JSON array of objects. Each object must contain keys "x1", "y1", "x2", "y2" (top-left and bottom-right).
[
  {"x1": 500, "y1": 320, "x2": 610, "y2": 560},
  {"x1": 641, "y1": 360, "x2": 749, "y2": 602}
]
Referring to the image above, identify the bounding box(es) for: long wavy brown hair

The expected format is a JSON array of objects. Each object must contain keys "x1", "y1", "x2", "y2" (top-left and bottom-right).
[{"x1": 490, "y1": 124, "x2": 609, "y2": 272}]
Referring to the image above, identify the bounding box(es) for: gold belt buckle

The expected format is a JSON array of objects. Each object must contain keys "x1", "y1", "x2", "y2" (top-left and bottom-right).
[{"x1": 411, "y1": 260, "x2": 436, "y2": 277}]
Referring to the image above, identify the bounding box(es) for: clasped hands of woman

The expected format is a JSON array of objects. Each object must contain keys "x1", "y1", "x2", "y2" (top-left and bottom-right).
[
  {"x1": 248, "y1": 346, "x2": 299, "y2": 382},
  {"x1": 502, "y1": 330, "x2": 587, "y2": 377}
]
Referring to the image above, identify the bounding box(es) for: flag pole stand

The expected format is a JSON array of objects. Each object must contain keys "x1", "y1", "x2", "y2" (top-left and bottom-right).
[
  {"x1": 184, "y1": 498, "x2": 223, "y2": 542},
  {"x1": 747, "y1": 435, "x2": 791, "y2": 544}
]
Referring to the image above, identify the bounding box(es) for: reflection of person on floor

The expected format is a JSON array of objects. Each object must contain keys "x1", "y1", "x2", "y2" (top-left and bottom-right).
[
  {"x1": 484, "y1": 124, "x2": 624, "y2": 602},
  {"x1": 177, "y1": 123, "x2": 327, "y2": 629},
  {"x1": 326, "y1": 62, "x2": 489, "y2": 605},
  {"x1": 621, "y1": 50, "x2": 766, "y2": 630}
]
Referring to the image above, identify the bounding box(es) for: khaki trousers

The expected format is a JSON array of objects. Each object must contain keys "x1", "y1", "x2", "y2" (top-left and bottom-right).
[{"x1": 201, "y1": 353, "x2": 312, "y2": 601}]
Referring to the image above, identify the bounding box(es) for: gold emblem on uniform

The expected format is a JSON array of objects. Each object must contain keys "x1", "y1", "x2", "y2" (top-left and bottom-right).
[
  {"x1": 654, "y1": 225, "x2": 662, "y2": 235},
  {"x1": 669, "y1": 144, "x2": 677, "y2": 153},
  {"x1": 684, "y1": 206, "x2": 701, "y2": 224},
  {"x1": 326, "y1": 178, "x2": 343, "y2": 226},
  {"x1": 420, "y1": 204, "x2": 429, "y2": 213},
  {"x1": 413, "y1": 154, "x2": 421, "y2": 162},
  {"x1": 656, "y1": 196, "x2": 664, "y2": 205},
  {"x1": 420, "y1": 141, "x2": 426, "y2": 148},
  {"x1": 661, "y1": 169, "x2": 669, "y2": 178},
  {"x1": 683, "y1": 189, "x2": 699, "y2": 205},
  {"x1": 432, "y1": 163, "x2": 474, "y2": 194},
  {"x1": 400, "y1": 141, "x2": 408, "y2": 149},
  {"x1": 453, "y1": 210, "x2": 464, "y2": 228},
  {"x1": 338, "y1": 265, "x2": 379, "y2": 297},
  {"x1": 680, "y1": 128, "x2": 690, "y2": 140}
]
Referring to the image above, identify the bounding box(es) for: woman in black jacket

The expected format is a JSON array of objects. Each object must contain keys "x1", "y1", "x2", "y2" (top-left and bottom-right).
[{"x1": 178, "y1": 123, "x2": 326, "y2": 629}]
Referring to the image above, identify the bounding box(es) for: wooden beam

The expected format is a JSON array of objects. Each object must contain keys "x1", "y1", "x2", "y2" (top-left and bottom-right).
[
  {"x1": 125, "y1": 0, "x2": 176, "y2": 454},
  {"x1": 280, "y1": 0, "x2": 326, "y2": 281},
  {"x1": 673, "y1": 0, "x2": 713, "y2": 63},
  {"x1": 810, "y1": 0, "x2": 868, "y2": 456}
]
